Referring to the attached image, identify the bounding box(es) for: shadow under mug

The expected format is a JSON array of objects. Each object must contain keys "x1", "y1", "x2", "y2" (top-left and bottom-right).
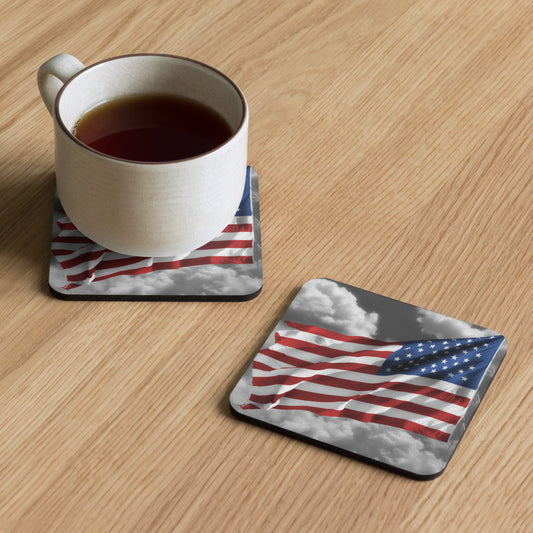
[{"x1": 38, "y1": 53, "x2": 248, "y2": 257}]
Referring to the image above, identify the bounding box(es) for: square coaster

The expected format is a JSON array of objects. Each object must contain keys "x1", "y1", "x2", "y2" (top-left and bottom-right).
[
  {"x1": 230, "y1": 278, "x2": 508, "y2": 479},
  {"x1": 49, "y1": 166, "x2": 262, "y2": 301}
]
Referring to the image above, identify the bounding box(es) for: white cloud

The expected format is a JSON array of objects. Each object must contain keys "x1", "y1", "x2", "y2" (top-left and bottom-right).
[
  {"x1": 416, "y1": 308, "x2": 495, "y2": 339},
  {"x1": 354, "y1": 423, "x2": 446, "y2": 475},
  {"x1": 62, "y1": 263, "x2": 261, "y2": 297},
  {"x1": 289, "y1": 278, "x2": 379, "y2": 336},
  {"x1": 166, "y1": 264, "x2": 261, "y2": 295},
  {"x1": 234, "y1": 404, "x2": 446, "y2": 477}
]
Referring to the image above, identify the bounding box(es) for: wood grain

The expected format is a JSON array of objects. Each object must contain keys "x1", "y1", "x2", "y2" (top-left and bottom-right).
[{"x1": 1, "y1": 0, "x2": 531, "y2": 531}]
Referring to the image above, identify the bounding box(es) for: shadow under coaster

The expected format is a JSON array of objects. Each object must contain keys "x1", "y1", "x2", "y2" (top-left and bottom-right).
[{"x1": 49, "y1": 166, "x2": 262, "y2": 301}]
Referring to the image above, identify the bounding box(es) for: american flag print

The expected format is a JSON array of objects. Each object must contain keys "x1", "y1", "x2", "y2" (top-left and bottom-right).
[
  {"x1": 51, "y1": 168, "x2": 254, "y2": 290},
  {"x1": 241, "y1": 320, "x2": 505, "y2": 443}
]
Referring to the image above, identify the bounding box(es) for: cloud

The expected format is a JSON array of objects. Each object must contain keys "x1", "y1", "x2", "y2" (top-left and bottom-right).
[
  {"x1": 234, "y1": 403, "x2": 446, "y2": 477},
  {"x1": 165, "y1": 264, "x2": 261, "y2": 295},
  {"x1": 60, "y1": 263, "x2": 261, "y2": 296},
  {"x1": 288, "y1": 278, "x2": 379, "y2": 336},
  {"x1": 352, "y1": 422, "x2": 446, "y2": 475},
  {"x1": 416, "y1": 308, "x2": 496, "y2": 339}
]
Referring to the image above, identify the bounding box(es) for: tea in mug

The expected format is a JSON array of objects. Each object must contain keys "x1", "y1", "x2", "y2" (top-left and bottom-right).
[{"x1": 73, "y1": 94, "x2": 233, "y2": 162}]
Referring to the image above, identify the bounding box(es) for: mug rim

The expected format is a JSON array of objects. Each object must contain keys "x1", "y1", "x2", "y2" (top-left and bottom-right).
[{"x1": 54, "y1": 53, "x2": 248, "y2": 165}]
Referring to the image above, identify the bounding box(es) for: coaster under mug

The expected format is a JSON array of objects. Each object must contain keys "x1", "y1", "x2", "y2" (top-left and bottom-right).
[{"x1": 49, "y1": 166, "x2": 262, "y2": 301}]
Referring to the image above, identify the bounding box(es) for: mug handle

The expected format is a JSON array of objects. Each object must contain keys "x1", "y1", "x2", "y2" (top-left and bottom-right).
[{"x1": 37, "y1": 54, "x2": 86, "y2": 115}]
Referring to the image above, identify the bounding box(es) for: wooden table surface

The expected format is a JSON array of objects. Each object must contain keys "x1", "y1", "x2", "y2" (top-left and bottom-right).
[{"x1": 1, "y1": 0, "x2": 532, "y2": 531}]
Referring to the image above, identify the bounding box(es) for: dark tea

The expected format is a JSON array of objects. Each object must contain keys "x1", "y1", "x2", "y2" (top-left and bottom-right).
[{"x1": 73, "y1": 94, "x2": 233, "y2": 162}]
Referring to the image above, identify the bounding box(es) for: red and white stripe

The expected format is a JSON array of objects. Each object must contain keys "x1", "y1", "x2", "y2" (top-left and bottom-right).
[
  {"x1": 51, "y1": 215, "x2": 253, "y2": 290},
  {"x1": 241, "y1": 321, "x2": 474, "y2": 442}
]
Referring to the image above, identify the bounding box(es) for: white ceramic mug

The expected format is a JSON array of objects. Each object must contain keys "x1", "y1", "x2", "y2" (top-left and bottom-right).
[{"x1": 38, "y1": 53, "x2": 248, "y2": 257}]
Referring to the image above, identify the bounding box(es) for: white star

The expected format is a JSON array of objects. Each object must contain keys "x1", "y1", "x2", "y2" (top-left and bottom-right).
[
  {"x1": 462, "y1": 349, "x2": 468, "y2": 354},
  {"x1": 421, "y1": 367, "x2": 426, "y2": 372},
  {"x1": 418, "y1": 348, "x2": 423, "y2": 352},
  {"x1": 430, "y1": 344, "x2": 435, "y2": 348},
  {"x1": 431, "y1": 369, "x2": 436, "y2": 373},
  {"x1": 395, "y1": 357, "x2": 400, "y2": 361},
  {"x1": 464, "y1": 357, "x2": 469, "y2": 363},
  {"x1": 476, "y1": 353, "x2": 482, "y2": 358},
  {"x1": 484, "y1": 343, "x2": 489, "y2": 347},
  {"x1": 443, "y1": 365, "x2": 448, "y2": 370},
  {"x1": 431, "y1": 363, "x2": 437, "y2": 368},
  {"x1": 406, "y1": 353, "x2": 413, "y2": 358},
  {"x1": 448, "y1": 372, "x2": 454, "y2": 377},
  {"x1": 443, "y1": 341, "x2": 448, "y2": 345},
  {"x1": 462, "y1": 376, "x2": 468, "y2": 381},
  {"x1": 452, "y1": 355, "x2": 457, "y2": 360},
  {"x1": 467, "y1": 339, "x2": 473, "y2": 343},
  {"x1": 441, "y1": 358, "x2": 447, "y2": 364},
  {"x1": 459, "y1": 369, "x2": 464, "y2": 373},
  {"x1": 454, "y1": 362, "x2": 459, "y2": 366},
  {"x1": 418, "y1": 343, "x2": 423, "y2": 347},
  {"x1": 469, "y1": 365, "x2": 475, "y2": 370}
]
